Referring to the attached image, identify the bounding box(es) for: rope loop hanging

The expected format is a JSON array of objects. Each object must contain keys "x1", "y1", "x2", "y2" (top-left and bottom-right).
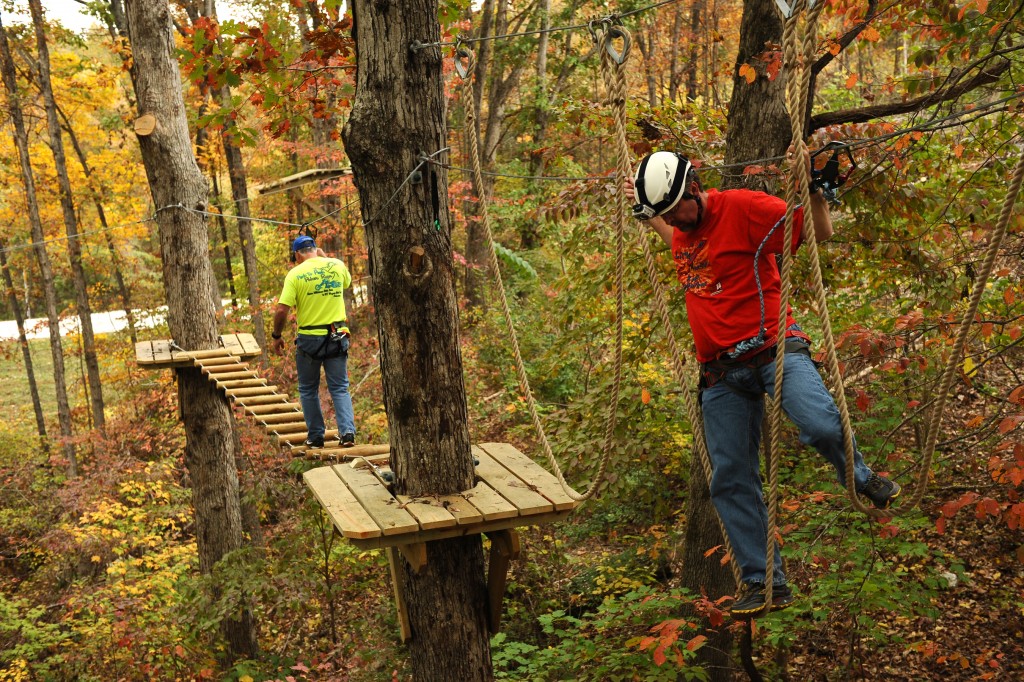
[{"x1": 456, "y1": 33, "x2": 629, "y2": 502}]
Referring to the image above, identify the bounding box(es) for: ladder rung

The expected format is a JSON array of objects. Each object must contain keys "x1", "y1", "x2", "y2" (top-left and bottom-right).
[
  {"x1": 245, "y1": 403, "x2": 302, "y2": 415},
  {"x1": 224, "y1": 386, "x2": 280, "y2": 397},
  {"x1": 234, "y1": 395, "x2": 295, "y2": 406}
]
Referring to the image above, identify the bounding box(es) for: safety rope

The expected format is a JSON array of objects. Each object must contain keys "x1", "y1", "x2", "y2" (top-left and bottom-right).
[{"x1": 456, "y1": 26, "x2": 629, "y2": 502}]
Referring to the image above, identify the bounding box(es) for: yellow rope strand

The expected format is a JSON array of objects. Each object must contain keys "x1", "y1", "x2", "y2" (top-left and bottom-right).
[{"x1": 458, "y1": 38, "x2": 627, "y2": 502}]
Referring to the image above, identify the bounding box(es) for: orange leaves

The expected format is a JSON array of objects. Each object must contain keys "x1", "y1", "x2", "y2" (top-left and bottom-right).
[
  {"x1": 997, "y1": 415, "x2": 1024, "y2": 434},
  {"x1": 860, "y1": 26, "x2": 882, "y2": 42},
  {"x1": 638, "y1": 618, "x2": 704, "y2": 667},
  {"x1": 845, "y1": 73, "x2": 859, "y2": 89},
  {"x1": 739, "y1": 63, "x2": 757, "y2": 84}
]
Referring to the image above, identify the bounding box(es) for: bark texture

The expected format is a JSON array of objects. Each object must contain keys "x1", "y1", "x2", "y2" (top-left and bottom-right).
[
  {"x1": 122, "y1": 0, "x2": 256, "y2": 659},
  {"x1": 343, "y1": 1, "x2": 492, "y2": 678}
]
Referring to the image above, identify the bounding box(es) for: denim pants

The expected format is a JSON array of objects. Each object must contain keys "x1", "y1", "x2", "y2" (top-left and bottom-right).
[
  {"x1": 700, "y1": 347, "x2": 873, "y2": 586},
  {"x1": 295, "y1": 334, "x2": 356, "y2": 441}
]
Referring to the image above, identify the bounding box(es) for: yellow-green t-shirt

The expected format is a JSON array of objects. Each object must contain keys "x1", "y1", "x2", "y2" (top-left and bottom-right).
[{"x1": 278, "y1": 257, "x2": 352, "y2": 335}]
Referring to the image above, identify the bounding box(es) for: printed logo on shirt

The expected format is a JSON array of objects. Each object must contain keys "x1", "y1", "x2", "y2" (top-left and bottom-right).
[
  {"x1": 674, "y1": 239, "x2": 717, "y2": 293},
  {"x1": 297, "y1": 263, "x2": 345, "y2": 298}
]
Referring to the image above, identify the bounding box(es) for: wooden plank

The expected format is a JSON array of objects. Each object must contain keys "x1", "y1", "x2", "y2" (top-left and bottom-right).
[
  {"x1": 237, "y1": 333, "x2": 261, "y2": 355},
  {"x1": 433, "y1": 494, "x2": 485, "y2": 525},
  {"x1": 472, "y1": 447, "x2": 553, "y2": 517},
  {"x1": 331, "y1": 464, "x2": 420, "y2": 536},
  {"x1": 220, "y1": 334, "x2": 244, "y2": 355},
  {"x1": 265, "y1": 422, "x2": 309, "y2": 435},
  {"x1": 177, "y1": 348, "x2": 236, "y2": 361},
  {"x1": 478, "y1": 442, "x2": 578, "y2": 511},
  {"x1": 303, "y1": 466, "x2": 382, "y2": 540},
  {"x1": 151, "y1": 340, "x2": 173, "y2": 363},
  {"x1": 346, "y1": 509, "x2": 573, "y2": 550},
  {"x1": 201, "y1": 363, "x2": 250, "y2": 374},
  {"x1": 223, "y1": 386, "x2": 279, "y2": 397},
  {"x1": 460, "y1": 479, "x2": 518, "y2": 522},
  {"x1": 258, "y1": 412, "x2": 309, "y2": 425},
  {"x1": 244, "y1": 403, "x2": 302, "y2": 415},
  {"x1": 195, "y1": 356, "x2": 240, "y2": 367},
  {"x1": 208, "y1": 370, "x2": 261, "y2": 382},
  {"x1": 394, "y1": 494, "x2": 457, "y2": 530},
  {"x1": 297, "y1": 444, "x2": 390, "y2": 461},
  {"x1": 218, "y1": 379, "x2": 270, "y2": 389},
  {"x1": 135, "y1": 340, "x2": 156, "y2": 365},
  {"x1": 233, "y1": 395, "x2": 294, "y2": 406},
  {"x1": 279, "y1": 430, "x2": 338, "y2": 445}
]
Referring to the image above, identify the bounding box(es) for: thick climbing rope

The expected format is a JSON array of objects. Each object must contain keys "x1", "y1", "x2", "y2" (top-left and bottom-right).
[{"x1": 456, "y1": 28, "x2": 627, "y2": 502}]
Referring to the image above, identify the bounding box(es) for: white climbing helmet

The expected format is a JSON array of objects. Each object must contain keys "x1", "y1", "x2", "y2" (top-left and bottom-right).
[{"x1": 632, "y1": 151, "x2": 696, "y2": 220}]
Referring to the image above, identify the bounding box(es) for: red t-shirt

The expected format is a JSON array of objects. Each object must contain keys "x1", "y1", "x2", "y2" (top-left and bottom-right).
[{"x1": 671, "y1": 188, "x2": 809, "y2": 363}]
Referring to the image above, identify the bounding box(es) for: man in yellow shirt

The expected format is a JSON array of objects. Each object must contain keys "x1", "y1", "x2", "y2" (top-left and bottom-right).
[{"x1": 271, "y1": 235, "x2": 356, "y2": 448}]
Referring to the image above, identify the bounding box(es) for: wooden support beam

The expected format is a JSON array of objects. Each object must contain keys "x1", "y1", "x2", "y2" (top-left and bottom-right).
[
  {"x1": 485, "y1": 529, "x2": 521, "y2": 634},
  {"x1": 386, "y1": 548, "x2": 412, "y2": 643}
]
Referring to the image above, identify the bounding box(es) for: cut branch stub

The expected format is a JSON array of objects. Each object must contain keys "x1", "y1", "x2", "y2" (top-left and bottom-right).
[{"x1": 133, "y1": 113, "x2": 157, "y2": 136}]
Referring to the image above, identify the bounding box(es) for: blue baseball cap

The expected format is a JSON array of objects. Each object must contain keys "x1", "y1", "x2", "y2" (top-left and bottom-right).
[{"x1": 291, "y1": 235, "x2": 316, "y2": 252}]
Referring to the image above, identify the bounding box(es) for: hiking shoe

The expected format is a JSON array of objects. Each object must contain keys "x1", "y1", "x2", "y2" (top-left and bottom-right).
[
  {"x1": 860, "y1": 473, "x2": 901, "y2": 509},
  {"x1": 304, "y1": 437, "x2": 324, "y2": 449},
  {"x1": 731, "y1": 582, "x2": 795, "y2": 618},
  {"x1": 341, "y1": 433, "x2": 355, "y2": 448}
]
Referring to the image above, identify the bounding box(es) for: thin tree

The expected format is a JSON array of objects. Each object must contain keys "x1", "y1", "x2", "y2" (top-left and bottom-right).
[
  {"x1": 0, "y1": 14, "x2": 77, "y2": 475},
  {"x1": 56, "y1": 106, "x2": 139, "y2": 345},
  {"x1": 343, "y1": 0, "x2": 492, "y2": 678},
  {"x1": 122, "y1": 0, "x2": 257, "y2": 659},
  {"x1": 0, "y1": 242, "x2": 48, "y2": 446},
  {"x1": 27, "y1": 0, "x2": 106, "y2": 431}
]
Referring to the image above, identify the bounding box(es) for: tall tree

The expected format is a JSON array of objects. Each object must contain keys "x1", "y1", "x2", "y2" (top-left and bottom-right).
[
  {"x1": 0, "y1": 241, "x2": 48, "y2": 444},
  {"x1": 343, "y1": 0, "x2": 492, "y2": 679},
  {"x1": 122, "y1": 0, "x2": 257, "y2": 659},
  {"x1": 0, "y1": 14, "x2": 77, "y2": 476},
  {"x1": 27, "y1": 0, "x2": 106, "y2": 430}
]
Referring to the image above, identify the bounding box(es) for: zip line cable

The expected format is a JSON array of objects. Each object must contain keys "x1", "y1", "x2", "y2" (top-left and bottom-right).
[{"x1": 410, "y1": 0, "x2": 683, "y2": 51}]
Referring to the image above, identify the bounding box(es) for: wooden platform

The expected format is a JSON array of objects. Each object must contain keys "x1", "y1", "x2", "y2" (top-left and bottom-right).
[
  {"x1": 135, "y1": 333, "x2": 261, "y2": 369},
  {"x1": 304, "y1": 442, "x2": 579, "y2": 550}
]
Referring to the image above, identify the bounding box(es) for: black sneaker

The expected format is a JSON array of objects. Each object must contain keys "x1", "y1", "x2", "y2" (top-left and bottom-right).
[
  {"x1": 304, "y1": 437, "x2": 324, "y2": 449},
  {"x1": 860, "y1": 473, "x2": 901, "y2": 509},
  {"x1": 341, "y1": 433, "x2": 355, "y2": 448},
  {"x1": 731, "y1": 582, "x2": 795, "y2": 618}
]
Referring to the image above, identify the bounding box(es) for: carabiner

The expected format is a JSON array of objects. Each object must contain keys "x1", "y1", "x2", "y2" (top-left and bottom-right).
[
  {"x1": 454, "y1": 38, "x2": 474, "y2": 80},
  {"x1": 602, "y1": 26, "x2": 631, "y2": 64}
]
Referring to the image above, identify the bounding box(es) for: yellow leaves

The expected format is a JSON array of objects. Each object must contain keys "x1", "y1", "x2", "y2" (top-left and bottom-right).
[
  {"x1": 963, "y1": 357, "x2": 979, "y2": 378},
  {"x1": 861, "y1": 26, "x2": 882, "y2": 42},
  {"x1": 738, "y1": 63, "x2": 757, "y2": 84}
]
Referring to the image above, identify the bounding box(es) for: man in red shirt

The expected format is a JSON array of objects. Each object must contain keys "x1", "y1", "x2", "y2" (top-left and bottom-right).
[{"x1": 629, "y1": 151, "x2": 900, "y2": 617}]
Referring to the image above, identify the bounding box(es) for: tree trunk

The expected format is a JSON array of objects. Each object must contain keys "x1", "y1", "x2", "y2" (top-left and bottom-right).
[
  {"x1": 0, "y1": 16, "x2": 77, "y2": 476},
  {"x1": 211, "y1": 167, "x2": 238, "y2": 308},
  {"x1": 122, "y1": 0, "x2": 257, "y2": 659},
  {"x1": 722, "y1": 0, "x2": 790, "y2": 191},
  {"x1": 28, "y1": 0, "x2": 106, "y2": 431},
  {"x1": 343, "y1": 1, "x2": 492, "y2": 679},
  {"x1": 0, "y1": 242, "x2": 48, "y2": 444}
]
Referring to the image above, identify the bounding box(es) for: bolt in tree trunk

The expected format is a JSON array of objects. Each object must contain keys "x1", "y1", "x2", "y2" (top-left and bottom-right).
[
  {"x1": 343, "y1": 1, "x2": 492, "y2": 679},
  {"x1": 122, "y1": 0, "x2": 257, "y2": 659},
  {"x1": 0, "y1": 242, "x2": 48, "y2": 446},
  {"x1": 0, "y1": 15, "x2": 77, "y2": 475},
  {"x1": 28, "y1": 0, "x2": 106, "y2": 431}
]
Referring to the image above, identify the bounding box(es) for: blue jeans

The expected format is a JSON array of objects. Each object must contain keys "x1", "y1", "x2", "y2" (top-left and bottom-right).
[
  {"x1": 700, "y1": 346, "x2": 873, "y2": 586},
  {"x1": 295, "y1": 334, "x2": 356, "y2": 441}
]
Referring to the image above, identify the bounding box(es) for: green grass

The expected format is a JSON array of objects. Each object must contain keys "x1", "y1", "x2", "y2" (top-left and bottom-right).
[{"x1": 0, "y1": 333, "x2": 132, "y2": 433}]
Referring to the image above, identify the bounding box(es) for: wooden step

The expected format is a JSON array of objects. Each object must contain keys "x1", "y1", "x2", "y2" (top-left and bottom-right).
[
  {"x1": 202, "y1": 363, "x2": 250, "y2": 374},
  {"x1": 245, "y1": 403, "x2": 302, "y2": 415},
  {"x1": 258, "y1": 412, "x2": 309, "y2": 425},
  {"x1": 210, "y1": 370, "x2": 261, "y2": 381},
  {"x1": 224, "y1": 386, "x2": 280, "y2": 398},
  {"x1": 300, "y1": 445, "x2": 391, "y2": 461},
  {"x1": 218, "y1": 379, "x2": 270, "y2": 389},
  {"x1": 278, "y1": 430, "x2": 339, "y2": 446},
  {"x1": 265, "y1": 422, "x2": 309, "y2": 435},
  {"x1": 233, "y1": 395, "x2": 294, "y2": 406},
  {"x1": 195, "y1": 356, "x2": 242, "y2": 367}
]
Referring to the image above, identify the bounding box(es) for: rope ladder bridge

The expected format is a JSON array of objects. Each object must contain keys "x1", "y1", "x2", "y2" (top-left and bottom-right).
[{"x1": 134, "y1": 333, "x2": 583, "y2": 640}]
